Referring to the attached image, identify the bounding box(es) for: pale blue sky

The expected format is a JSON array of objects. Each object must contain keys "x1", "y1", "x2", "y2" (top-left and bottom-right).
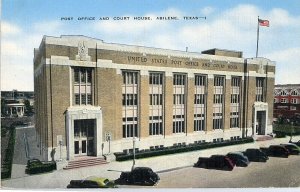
[{"x1": 2, "y1": 0, "x2": 300, "y2": 90}]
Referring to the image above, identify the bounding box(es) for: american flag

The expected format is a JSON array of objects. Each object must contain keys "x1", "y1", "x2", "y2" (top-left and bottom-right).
[{"x1": 258, "y1": 19, "x2": 269, "y2": 27}]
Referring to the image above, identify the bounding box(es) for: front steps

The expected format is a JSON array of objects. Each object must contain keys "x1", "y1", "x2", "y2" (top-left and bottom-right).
[{"x1": 63, "y1": 157, "x2": 108, "y2": 170}]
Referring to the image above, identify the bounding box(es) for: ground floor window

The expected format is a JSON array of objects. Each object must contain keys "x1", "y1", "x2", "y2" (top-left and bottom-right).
[
  {"x1": 213, "y1": 113, "x2": 223, "y2": 129},
  {"x1": 123, "y1": 123, "x2": 138, "y2": 138},
  {"x1": 230, "y1": 112, "x2": 239, "y2": 128}
]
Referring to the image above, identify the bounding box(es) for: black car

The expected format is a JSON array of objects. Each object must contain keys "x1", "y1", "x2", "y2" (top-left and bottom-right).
[
  {"x1": 261, "y1": 145, "x2": 289, "y2": 158},
  {"x1": 119, "y1": 167, "x2": 160, "y2": 186},
  {"x1": 226, "y1": 152, "x2": 250, "y2": 167},
  {"x1": 280, "y1": 143, "x2": 300, "y2": 155},
  {"x1": 243, "y1": 149, "x2": 269, "y2": 162},
  {"x1": 194, "y1": 155, "x2": 235, "y2": 171},
  {"x1": 289, "y1": 140, "x2": 300, "y2": 147}
]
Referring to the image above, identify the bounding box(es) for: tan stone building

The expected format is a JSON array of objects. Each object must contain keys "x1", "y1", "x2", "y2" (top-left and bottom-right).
[{"x1": 34, "y1": 35, "x2": 275, "y2": 161}]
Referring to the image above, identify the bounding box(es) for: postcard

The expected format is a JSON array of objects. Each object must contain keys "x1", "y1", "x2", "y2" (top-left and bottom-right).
[{"x1": 1, "y1": 0, "x2": 300, "y2": 190}]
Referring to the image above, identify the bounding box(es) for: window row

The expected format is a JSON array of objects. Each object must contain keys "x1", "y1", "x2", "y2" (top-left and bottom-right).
[
  {"x1": 74, "y1": 68, "x2": 92, "y2": 84},
  {"x1": 194, "y1": 94, "x2": 205, "y2": 104},
  {"x1": 149, "y1": 122, "x2": 163, "y2": 135},
  {"x1": 149, "y1": 73, "x2": 163, "y2": 85},
  {"x1": 230, "y1": 112, "x2": 239, "y2": 128},
  {"x1": 123, "y1": 71, "x2": 138, "y2": 85},
  {"x1": 150, "y1": 94, "x2": 163, "y2": 105},
  {"x1": 75, "y1": 94, "x2": 92, "y2": 105},
  {"x1": 122, "y1": 94, "x2": 138, "y2": 106},
  {"x1": 213, "y1": 113, "x2": 223, "y2": 129},
  {"x1": 122, "y1": 124, "x2": 138, "y2": 138},
  {"x1": 173, "y1": 94, "x2": 185, "y2": 105},
  {"x1": 173, "y1": 120, "x2": 185, "y2": 133}
]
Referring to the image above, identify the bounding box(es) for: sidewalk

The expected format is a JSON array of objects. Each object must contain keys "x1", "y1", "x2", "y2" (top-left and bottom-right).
[{"x1": 2, "y1": 133, "x2": 299, "y2": 189}]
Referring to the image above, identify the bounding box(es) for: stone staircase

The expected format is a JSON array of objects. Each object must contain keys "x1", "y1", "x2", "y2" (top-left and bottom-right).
[
  {"x1": 255, "y1": 135, "x2": 274, "y2": 141},
  {"x1": 63, "y1": 157, "x2": 108, "y2": 170}
]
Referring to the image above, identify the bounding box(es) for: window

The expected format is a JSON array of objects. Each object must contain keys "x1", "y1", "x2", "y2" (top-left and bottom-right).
[
  {"x1": 213, "y1": 76, "x2": 224, "y2": 130},
  {"x1": 150, "y1": 94, "x2": 162, "y2": 105},
  {"x1": 173, "y1": 94, "x2": 185, "y2": 105},
  {"x1": 281, "y1": 98, "x2": 287, "y2": 103},
  {"x1": 230, "y1": 112, "x2": 239, "y2": 128},
  {"x1": 73, "y1": 68, "x2": 92, "y2": 105},
  {"x1": 173, "y1": 74, "x2": 186, "y2": 133},
  {"x1": 291, "y1": 98, "x2": 298, "y2": 104},
  {"x1": 291, "y1": 90, "x2": 299, "y2": 96},
  {"x1": 122, "y1": 124, "x2": 138, "y2": 138},
  {"x1": 213, "y1": 113, "x2": 223, "y2": 129},
  {"x1": 122, "y1": 71, "x2": 139, "y2": 138},
  {"x1": 194, "y1": 75, "x2": 206, "y2": 131},
  {"x1": 280, "y1": 90, "x2": 287, "y2": 96},
  {"x1": 149, "y1": 72, "x2": 164, "y2": 135},
  {"x1": 290, "y1": 106, "x2": 297, "y2": 111},
  {"x1": 256, "y1": 78, "x2": 265, "y2": 102},
  {"x1": 230, "y1": 77, "x2": 241, "y2": 128}
]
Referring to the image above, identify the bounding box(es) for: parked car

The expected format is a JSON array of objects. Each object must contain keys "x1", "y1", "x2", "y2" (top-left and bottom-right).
[
  {"x1": 119, "y1": 167, "x2": 160, "y2": 186},
  {"x1": 242, "y1": 148, "x2": 269, "y2": 162},
  {"x1": 289, "y1": 140, "x2": 300, "y2": 147},
  {"x1": 226, "y1": 152, "x2": 250, "y2": 167},
  {"x1": 260, "y1": 145, "x2": 289, "y2": 158},
  {"x1": 67, "y1": 176, "x2": 117, "y2": 188},
  {"x1": 280, "y1": 143, "x2": 300, "y2": 155},
  {"x1": 194, "y1": 155, "x2": 235, "y2": 171}
]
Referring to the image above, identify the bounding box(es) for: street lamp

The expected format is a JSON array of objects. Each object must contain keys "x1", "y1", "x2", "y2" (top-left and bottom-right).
[{"x1": 132, "y1": 137, "x2": 137, "y2": 171}]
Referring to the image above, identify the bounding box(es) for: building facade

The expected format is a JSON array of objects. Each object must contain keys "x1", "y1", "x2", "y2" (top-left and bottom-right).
[
  {"x1": 274, "y1": 84, "x2": 300, "y2": 119},
  {"x1": 34, "y1": 35, "x2": 275, "y2": 161}
]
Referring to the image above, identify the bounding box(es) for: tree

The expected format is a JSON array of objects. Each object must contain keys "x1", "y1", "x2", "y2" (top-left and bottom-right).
[
  {"x1": 1, "y1": 99, "x2": 7, "y2": 117},
  {"x1": 24, "y1": 99, "x2": 33, "y2": 115}
]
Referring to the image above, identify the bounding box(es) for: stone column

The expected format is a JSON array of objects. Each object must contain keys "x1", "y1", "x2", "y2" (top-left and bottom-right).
[
  {"x1": 224, "y1": 75, "x2": 231, "y2": 130},
  {"x1": 139, "y1": 70, "x2": 149, "y2": 138},
  {"x1": 164, "y1": 72, "x2": 173, "y2": 136},
  {"x1": 206, "y1": 75, "x2": 214, "y2": 132},
  {"x1": 186, "y1": 73, "x2": 195, "y2": 133}
]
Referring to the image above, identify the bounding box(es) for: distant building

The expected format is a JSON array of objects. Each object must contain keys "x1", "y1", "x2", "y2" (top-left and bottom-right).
[
  {"x1": 34, "y1": 35, "x2": 275, "y2": 161},
  {"x1": 274, "y1": 84, "x2": 300, "y2": 119},
  {"x1": 1, "y1": 90, "x2": 34, "y2": 117}
]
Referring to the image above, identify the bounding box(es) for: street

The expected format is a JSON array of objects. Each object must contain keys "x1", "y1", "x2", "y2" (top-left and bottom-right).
[
  {"x1": 154, "y1": 155, "x2": 300, "y2": 188},
  {"x1": 2, "y1": 127, "x2": 300, "y2": 189}
]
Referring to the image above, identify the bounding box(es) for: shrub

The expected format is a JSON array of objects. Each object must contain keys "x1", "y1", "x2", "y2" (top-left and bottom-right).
[
  {"x1": 114, "y1": 137, "x2": 254, "y2": 161},
  {"x1": 1, "y1": 127, "x2": 16, "y2": 179},
  {"x1": 274, "y1": 131, "x2": 286, "y2": 138},
  {"x1": 26, "y1": 162, "x2": 56, "y2": 175}
]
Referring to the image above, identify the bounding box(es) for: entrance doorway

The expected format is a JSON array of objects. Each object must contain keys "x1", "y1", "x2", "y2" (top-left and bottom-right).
[
  {"x1": 74, "y1": 119, "x2": 95, "y2": 156},
  {"x1": 256, "y1": 111, "x2": 266, "y2": 135}
]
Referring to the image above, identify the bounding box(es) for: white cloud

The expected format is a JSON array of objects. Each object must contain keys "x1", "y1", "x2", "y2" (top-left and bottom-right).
[
  {"x1": 201, "y1": 6, "x2": 215, "y2": 16},
  {"x1": 267, "y1": 8, "x2": 300, "y2": 28},
  {"x1": 33, "y1": 20, "x2": 64, "y2": 34},
  {"x1": 92, "y1": 8, "x2": 183, "y2": 36},
  {"x1": 265, "y1": 47, "x2": 300, "y2": 84},
  {"x1": 1, "y1": 21, "x2": 22, "y2": 36}
]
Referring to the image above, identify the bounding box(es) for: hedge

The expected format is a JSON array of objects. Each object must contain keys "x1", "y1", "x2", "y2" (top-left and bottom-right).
[
  {"x1": 114, "y1": 137, "x2": 254, "y2": 161},
  {"x1": 25, "y1": 163, "x2": 56, "y2": 175},
  {"x1": 1, "y1": 127, "x2": 16, "y2": 179}
]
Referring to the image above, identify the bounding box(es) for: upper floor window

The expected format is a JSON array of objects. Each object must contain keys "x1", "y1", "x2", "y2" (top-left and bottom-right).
[
  {"x1": 291, "y1": 90, "x2": 299, "y2": 96},
  {"x1": 280, "y1": 90, "x2": 287, "y2": 96},
  {"x1": 256, "y1": 78, "x2": 265, "y2": 102},
  {"x1": 73, "y1": 67, "x2": 92, "y2": 105}
]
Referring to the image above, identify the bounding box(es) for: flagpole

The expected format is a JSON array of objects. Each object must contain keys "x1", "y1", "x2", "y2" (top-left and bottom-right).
[{"x1": 256, "y1": 16, "x2": 260, "y2": 58}]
